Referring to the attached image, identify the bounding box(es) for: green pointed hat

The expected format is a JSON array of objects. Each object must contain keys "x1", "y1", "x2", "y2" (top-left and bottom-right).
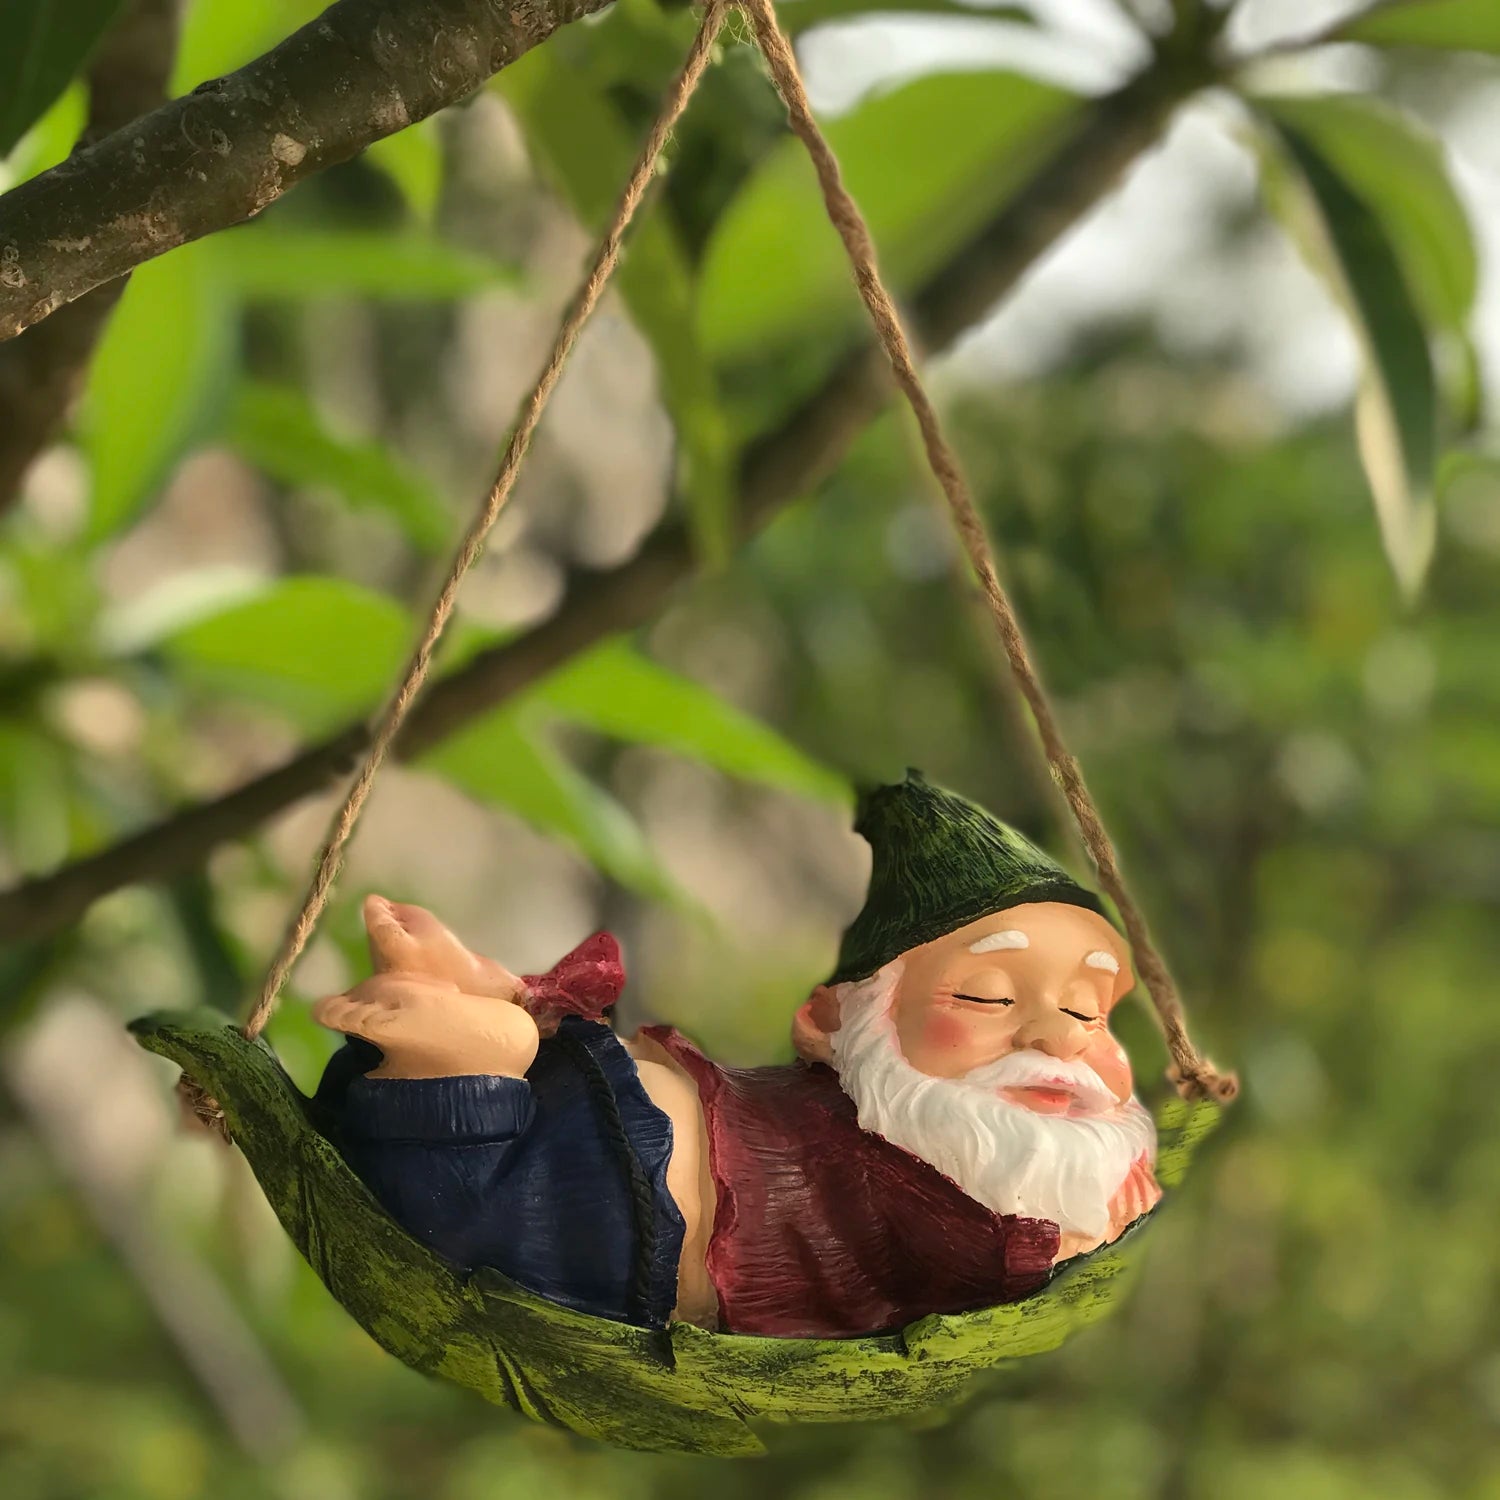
[{"x1": 829, "y1": 770, "x2": 1105, "y2": 984}]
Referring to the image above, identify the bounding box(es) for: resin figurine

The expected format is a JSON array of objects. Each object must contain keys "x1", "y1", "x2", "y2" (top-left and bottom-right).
[{"x1": 313, "y1": 772, "x2": 1161, "y2": 1338}]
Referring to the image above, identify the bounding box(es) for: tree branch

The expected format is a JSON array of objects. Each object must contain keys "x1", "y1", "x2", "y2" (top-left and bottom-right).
[
  {"x1": 0, "y1": 70, "x2": 1188, "y2": 948},
  {"x1": 0, "y1": 0, "x2": 181, "y2": 512},
  {"x1": 0, "y1": 0, "x2": 613, "y2": 342}
]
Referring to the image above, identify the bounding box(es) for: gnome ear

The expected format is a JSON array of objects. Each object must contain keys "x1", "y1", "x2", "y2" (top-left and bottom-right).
[{"x1": 792, "y1": 985, "x2": 841, "y2": 1065}]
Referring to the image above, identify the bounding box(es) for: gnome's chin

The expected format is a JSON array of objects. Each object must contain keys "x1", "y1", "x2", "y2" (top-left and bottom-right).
[{"x1": 828, "y1": 963, "x2": 1156, "y2": 1240}]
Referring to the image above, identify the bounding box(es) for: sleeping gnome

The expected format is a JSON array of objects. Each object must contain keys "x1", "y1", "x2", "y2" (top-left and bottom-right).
[{"x1": 312, "y1": 773, "x2": 1161, "y2": 1338}]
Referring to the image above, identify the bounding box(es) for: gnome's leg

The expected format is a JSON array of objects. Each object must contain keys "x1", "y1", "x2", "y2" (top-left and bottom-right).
[
  {"x1": 320, "y1": 1019, "x2": 690, "y2": 1328},
  {"x1": 332, "y1": 1056, "x2": 540, "y2": 1273}
]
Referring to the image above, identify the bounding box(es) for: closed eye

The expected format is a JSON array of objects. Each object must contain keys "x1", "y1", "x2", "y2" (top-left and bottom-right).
[
  {"x1": 1061, "y1": 1007, "x2": 1099, "y2": 1023},
  {"x1": 953, "y1": 993, "x2": 1015, "y2": 1006}
]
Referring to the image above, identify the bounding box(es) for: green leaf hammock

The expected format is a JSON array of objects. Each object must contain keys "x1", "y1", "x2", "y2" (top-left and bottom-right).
[
  {"x1": 128, "y1": 0, "x2": 1235, "y2": 1460},
  {"x1": 132, "y1": 1008, "x2": 1220, "y2": 1456}
]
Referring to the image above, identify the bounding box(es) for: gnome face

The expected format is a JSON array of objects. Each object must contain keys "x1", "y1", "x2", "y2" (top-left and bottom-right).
[
  {"x1": 798, "y1": 771, "x2": 1143, "y2": 1118},
  {"x1": 792, "y1": 775, "x2": 1161, "y2": 1244},
  {"x1": 796, "y1": 900, "x2": 1137, "y2": 1115},
  {"x1": 887, "y1": 901, "x2": 1135, "y2": 1113}
]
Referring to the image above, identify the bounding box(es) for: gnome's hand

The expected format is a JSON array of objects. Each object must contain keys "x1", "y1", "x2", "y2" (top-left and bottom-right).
[
  {"x1": 1055, "y1": 1154, "x2": 1162, "y2": 1262},
  {"x1": 1107, "y1": 1153, "x2": 1162, "y2": 1238},
  {"x1": 313, "y1": 972, "x2": 540, "y2": 1079},
  {"x1": 1055, "y1": 1228, "x2": 1098, "y2": 1261},
  {"x1": 363, "y1": 895, "x2": 524, "y2": 999}
]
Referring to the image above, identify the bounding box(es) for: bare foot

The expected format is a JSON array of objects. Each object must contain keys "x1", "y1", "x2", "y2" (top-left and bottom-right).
[{"x1": 363, "y1": 895, "x2": 523, "y2": 999}]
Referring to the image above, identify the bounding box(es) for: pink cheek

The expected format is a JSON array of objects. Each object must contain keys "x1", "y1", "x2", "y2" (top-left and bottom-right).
[
  {"x1": 1086, "y1": 1033, "x2": 1133, "y2": 1101},
  {"x1": 921, "y1": 1011, "x2": 976, "y2": 1055}
]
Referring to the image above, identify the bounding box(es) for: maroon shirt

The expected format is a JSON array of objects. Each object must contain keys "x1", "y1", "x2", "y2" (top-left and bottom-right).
[{"x1": 644, "y1": 1027, "x2": 1060, "y2": 1338}]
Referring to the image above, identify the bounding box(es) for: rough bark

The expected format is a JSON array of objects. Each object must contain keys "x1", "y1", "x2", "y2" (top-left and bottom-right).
[
  {"x1": 0, "y1": 0, "x2": 612, "y2": 341},
  {"x1": 0, "y1": 70, "x2": 1189, "y2": 948},
  {"x1": 0, "y1": 0, "x2": 181, "y2": 511}
]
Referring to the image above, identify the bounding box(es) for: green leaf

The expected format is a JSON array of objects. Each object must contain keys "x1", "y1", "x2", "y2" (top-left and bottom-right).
[
  {"x1": 534, "y1": 639, "x2": 851, "y2": 803},
  {"x1": 168, "y1": 874, "x2": 245, "y2": 1017},
  {"x1": 423, "y1": 709, "x2": 681, "y2": 900},
  {"x1": 1336, "y1": 0, "x2": 1500, "y2": 54},
  {"x1": 1256, "y1": 94, "x2": 1481, "y2": 431},
  {"x1": 97, "y1": 566, "x2": 267, "y2": 655},
  {"x1": 498, "y1": 47, "x2": 735, "y2": 564},
  {"x1": 135, "y1": 1007, "x2": 1215, "y2": 1454},
  {"x1": 1254, "y1": 96, "x2": 1477, "y2": 338},
  {"x1": 172, "y1": 0, "x2": 326, "y2": 92},
  {"x1": 225, "y1": 383, "x2": 453, "y2": 553},
  {"x1": 0, "y1": 724, "x2": 71, "y2": 873},
  {"x1": 0, "y1": 77, "x2": 84, "y2": 189},
  {"x1": 83, "y1": 246, "x2": 237, "y2": 541},
  {"x1": 0, "y1": 0, "x2": 125, "y2": 155},
  {"x1": 699, "y1": 71, "x2": 1078, "y2": 363},
  {"x1": 1258, "y1": 115, "x2": 1438, "y2": 598},
  {"x1": 157, "y1": 576, "x2": 411, "y2": 731},
  {"x1": 780, "y1": 0, "x2": 1035, "y2": 35},
  {"x1": 364, "y1": 122, "x2": 445, "y2": 224},
  {"x1": 1437, "y1": 442, "x2": 1500, "y2": 496},
  {"x1": 199, "y1": 227, "x2": 521, "y2": 301}
]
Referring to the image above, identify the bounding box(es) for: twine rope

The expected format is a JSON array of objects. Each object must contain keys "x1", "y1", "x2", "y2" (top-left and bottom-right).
[
  {"x1": 187, "y1": 0, "x2": 1233, "y2": 1131},
  {"x1": 738, "y1": 0, "x2": 1235, "y2": 1103},
  {"x1": 240, "y1": 0, "x2": 728, "y2": 1044},
  {"x1": 177, "y1": 0, "x2": 730, "y2": 1133}
]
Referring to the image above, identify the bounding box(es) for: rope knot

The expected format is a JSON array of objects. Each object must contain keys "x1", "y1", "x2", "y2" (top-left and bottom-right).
[
  {"x1": 176, "y1": 1073, "x2": 232, "y2": 1143},
  {"x1": 1166, "y1": 1058, "x2": 1240, "y2": 1105}
]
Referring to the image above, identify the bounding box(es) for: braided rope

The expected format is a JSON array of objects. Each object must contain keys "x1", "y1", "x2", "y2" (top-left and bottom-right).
[
  {"x1": 187, "y1": 0, "x2": 1234, "y2": 1135},
  {"x1": 244, "y1": 0, "x2": 728, "y2": 1040},
  {"x1": 176, "y1": 0, "x2": 730, "y2": 1136},
  {"x1": 737, "y1": 0, "x2": 1235, "y2": 1103}
]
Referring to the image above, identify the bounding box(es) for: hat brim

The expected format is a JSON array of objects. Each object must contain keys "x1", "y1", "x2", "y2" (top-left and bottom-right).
[{"x1": 828, "y1": 881, "x2": 1107, "y2": 986}]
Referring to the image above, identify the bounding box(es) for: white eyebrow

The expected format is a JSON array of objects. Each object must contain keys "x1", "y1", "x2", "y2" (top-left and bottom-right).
[
  {"x1": 1084, "y1": 950, "x2": 1120, "y2": 975},
  {"x1": 968, "y1": 930, "x2": 1029, "y2": 954}
]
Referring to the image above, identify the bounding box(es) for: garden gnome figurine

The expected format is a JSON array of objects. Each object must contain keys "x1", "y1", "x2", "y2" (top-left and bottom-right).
[{"x1": 314, "y1": 771, "x2": 1161, "y2": 1338}]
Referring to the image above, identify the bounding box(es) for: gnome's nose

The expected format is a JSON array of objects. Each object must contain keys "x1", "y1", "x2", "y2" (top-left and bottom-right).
[{"x1": 1015, "y1": 1011, "x2": 1087, "y2": 1059}]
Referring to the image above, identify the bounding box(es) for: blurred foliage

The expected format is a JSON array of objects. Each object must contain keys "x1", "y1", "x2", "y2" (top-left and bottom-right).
[
  {"x1": 0, "y1": 0, "x2": 124, "y2": 154},
  {"x1": 0, "y1": 0, "x2": 1498, "y2": 1495},
  {"x1": 497, "y1": 2, "x2": 737, "y2": 562},
  {"x1": 1335, "y1": 0, "x2": 1500, "y2": 53},
  {"x1": 695, "y1": 69, "x2": 1076, "y2": 364},
  {"x1": 1250, "y1": 89, "x2": 1478, "y2": 596}
]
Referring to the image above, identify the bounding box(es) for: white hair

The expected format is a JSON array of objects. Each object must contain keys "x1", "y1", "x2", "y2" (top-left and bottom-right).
[
  {"x1": 829, "y1": 961, "x2": 1156, "y2": 1239},
  {"x1": 968, "y1": 929, "x2": 1029, "y2": 953}
]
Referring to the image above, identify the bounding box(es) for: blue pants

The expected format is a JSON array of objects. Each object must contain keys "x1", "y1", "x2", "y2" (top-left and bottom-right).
[{"x1": 315, "y1": 1017, "x2": 686, "y2": 1328}]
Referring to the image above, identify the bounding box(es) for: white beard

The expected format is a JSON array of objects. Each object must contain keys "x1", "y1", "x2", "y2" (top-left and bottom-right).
[{"x1": 829, "y1": 962, "x2": 1157, "y2": 1240}]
